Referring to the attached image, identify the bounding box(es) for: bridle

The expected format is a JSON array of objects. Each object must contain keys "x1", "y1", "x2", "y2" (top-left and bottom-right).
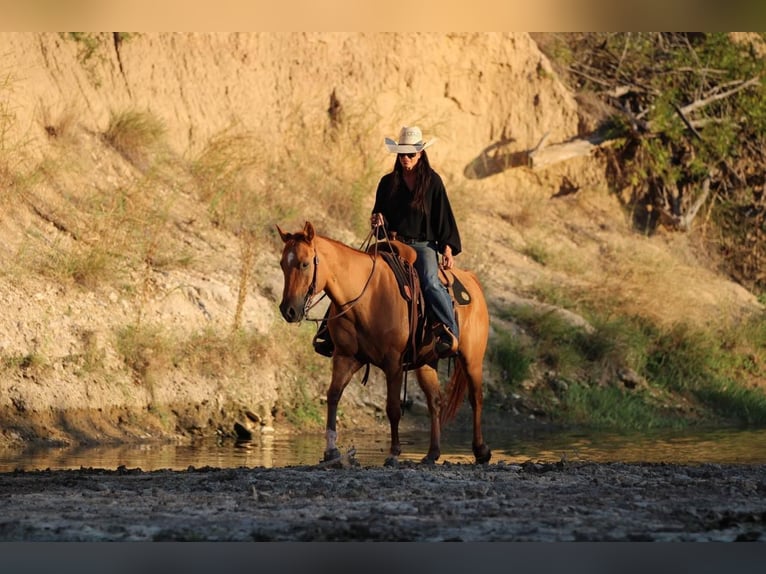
[
  {"x1": 302, "y1": 248, "x2": 321, "y2": 319},
  {"x1": 301, "y1": 228, "x2": 379, "y2": 324}
]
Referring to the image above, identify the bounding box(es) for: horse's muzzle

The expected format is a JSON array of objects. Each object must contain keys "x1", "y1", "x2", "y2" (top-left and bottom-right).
[{"x1": 279, "y1": 300, "x2": 304, "y2": 323}]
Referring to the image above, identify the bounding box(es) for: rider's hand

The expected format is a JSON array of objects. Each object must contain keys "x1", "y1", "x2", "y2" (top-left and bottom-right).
[
  {"x1": 441, "y1": 246, "x2": 454, "y2": 270},
  {"x1": 371, "y1": 213, "x2": 384, "y2": 229}
]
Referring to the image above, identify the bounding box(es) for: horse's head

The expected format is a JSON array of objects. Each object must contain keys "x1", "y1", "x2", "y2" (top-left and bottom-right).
[{"x1": 276, "y1": 221, "x2": 317, "y2": 323}]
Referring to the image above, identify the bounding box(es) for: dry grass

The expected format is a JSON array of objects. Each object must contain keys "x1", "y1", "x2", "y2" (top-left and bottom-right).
[
  {"x1": 490, "y1": 172, "x2": 756, "y2": 332},
  {"x1": 114, "y1": 323, "x2": 173, "y2": 391},
  {"x1": 190, "y1": 127, "x2": 260, "y2": 204},
  {"x1": 22, "y1": 168, "x2": 189, "y2": 294},
  {"x1": 176, "y1": 327, "x2": 275, "y2": 379},
  {"x1": 189, "y1": 125, "x2": 271, "y2": 232},
  {"x1": 275, "y1": 99, "x2": 385, "y2": 237},
  {"x1": 38, "y1": 100, "x2": 81, "y2": 143},
  {"x1": 103, "y1": 109, "x2": 167, "y2": 170},
  {"x1": 38, "y1": 243, "x2": 114, "y2": 290},
  {"x1": 0, "y1": 70, "x2": 37, "y2": 212}
]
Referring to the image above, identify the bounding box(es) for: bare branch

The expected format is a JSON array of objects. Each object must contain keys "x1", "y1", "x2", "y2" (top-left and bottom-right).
[
  {"x1": 566, "y1": 66, "x2": 613, "y2": 88},
  {"x1": 679, "y1": 76, "x2": 760, "y2": 116},
  {"x1": 605, "y1": 85, "x2": 639, "y2": 98},
  {"x1": 672, "y1": 103, "x2": 703, "y2": 140},
  {"x1": 678, "y1": 175, "x2": 712, "y2": 231},
  {"x1": 528, "y1": 131, "x2": 551, "y2": 158}
]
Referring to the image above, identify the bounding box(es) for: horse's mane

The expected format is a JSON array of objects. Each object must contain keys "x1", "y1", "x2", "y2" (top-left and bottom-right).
[{"x1": 316, "y1": 233, "x2": 370, "y2": 258}]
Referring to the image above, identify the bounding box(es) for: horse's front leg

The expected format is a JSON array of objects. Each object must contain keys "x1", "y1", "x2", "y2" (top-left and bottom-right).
[
  {"x1": 415, "y1": 365, "x2": 442, "y2": 464},
  {"x1": 383, "y1": 364, "x2": 404, "y2": 465},
  {"x1": 324, "y1": 354, "x2": 363, "y2": 462}
]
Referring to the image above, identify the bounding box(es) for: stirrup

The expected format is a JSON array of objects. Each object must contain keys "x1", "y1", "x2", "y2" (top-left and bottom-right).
[
  {"x1": 313, "y1": 325, "x2": 334, "y2": 357},
  {"x1": 433, "y1": 323, "x2": 458, "y2": 358}
]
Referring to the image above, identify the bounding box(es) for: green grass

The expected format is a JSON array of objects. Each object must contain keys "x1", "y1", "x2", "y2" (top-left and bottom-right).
[
  {"x1": 490, "y1": 331, "x2": 533, "y2": 390},
  {"x1": 490, "y1": 297, "x2": 766, "y2": 429},
  {"x1": 557, "y1": 383, "x2": 684, "y2": 430},
  {"x1": 521, "y1": 242, "x2": 550, "y2": 266},
  {"x1": 644, "y1": 320, "x2": 766, "y2": 425},
  {"x1": 284, "y1": 375, "x2": 325, "y2": 428}
]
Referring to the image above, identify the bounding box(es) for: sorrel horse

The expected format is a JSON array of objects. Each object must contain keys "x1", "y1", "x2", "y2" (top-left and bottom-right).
[{"x1": 277, "y1": 221, "x2": 491, "y2": 464}]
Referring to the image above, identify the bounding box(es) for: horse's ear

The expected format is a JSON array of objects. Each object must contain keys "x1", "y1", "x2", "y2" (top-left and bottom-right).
[
  {"x1": 276, "y1": 224, "x2": 290, "y2": 243},
  {"x1": 303, "y1": 221, "x2": 315, "y2": 242}
]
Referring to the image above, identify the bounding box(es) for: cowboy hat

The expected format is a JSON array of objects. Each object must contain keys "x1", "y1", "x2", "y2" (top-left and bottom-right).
[{"x1": 384, "y1": 126, "x2": 437, "y2": 153}]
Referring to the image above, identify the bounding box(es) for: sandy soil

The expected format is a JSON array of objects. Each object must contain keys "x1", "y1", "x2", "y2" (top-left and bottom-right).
[{"x1": 1, "y1": 460, "x2": 764, "y2": 542}]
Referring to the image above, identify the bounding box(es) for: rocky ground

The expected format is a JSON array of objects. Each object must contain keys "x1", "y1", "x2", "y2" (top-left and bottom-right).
[{"x1": 1, "y1": 458, "x2": 765, "y2": 542}]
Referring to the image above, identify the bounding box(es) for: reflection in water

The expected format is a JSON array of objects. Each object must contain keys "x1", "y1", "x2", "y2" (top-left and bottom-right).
[
  {"x1": 1, "y1": 427, "x2": 765, "y2": 472},
  {"x1": 496, "y1": 427, "x2": 766, "y2": 466}
]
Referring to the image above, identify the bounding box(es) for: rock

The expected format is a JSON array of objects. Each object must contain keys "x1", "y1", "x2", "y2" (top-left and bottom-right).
[
  {"x1": 233, "y1": 422, "x2": 253, "y2": 440},
  {"x1": 618, "y1": 368, "x2": 644, "y2": 390}
]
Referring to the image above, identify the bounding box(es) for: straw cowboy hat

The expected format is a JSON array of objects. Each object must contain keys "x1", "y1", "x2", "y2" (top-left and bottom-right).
[{"x1": 384, "y1": 126, "x2": 437, "y2": 154}]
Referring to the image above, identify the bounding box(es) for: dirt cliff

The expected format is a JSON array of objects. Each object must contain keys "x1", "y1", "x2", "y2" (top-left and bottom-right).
[{"x1": 0, "y1": 33, "x2": 760, "y2": 448}]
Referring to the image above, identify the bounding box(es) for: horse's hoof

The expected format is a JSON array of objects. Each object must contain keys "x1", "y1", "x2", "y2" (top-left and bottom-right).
[
  {"x1": 383, "y1": 456, "x2": 399, "y2": 468},
  {"x1": 420, "y1": 455, "x2": 437, "y2": 465},
  {"x1": 474, "y1": 444, "x2": 492, "y2": 465},
  {"x1": 323, "y1": 448, "x2": 341, "y2": 462}
]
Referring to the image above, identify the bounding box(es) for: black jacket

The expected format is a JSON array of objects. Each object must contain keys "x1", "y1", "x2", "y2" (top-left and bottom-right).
[{"x1": 372, "y1": 169, "x2": 462, "y2": 256}]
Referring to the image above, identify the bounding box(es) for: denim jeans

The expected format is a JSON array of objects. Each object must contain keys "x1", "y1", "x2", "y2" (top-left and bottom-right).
[{"x1": 411, "y1": 241, "x2": 459, "y2": 338}]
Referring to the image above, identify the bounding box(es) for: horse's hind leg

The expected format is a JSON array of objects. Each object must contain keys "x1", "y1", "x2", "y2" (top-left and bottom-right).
[
  {"x1": 415, "y1": 365, "x2": 442, "y2": 464},
  {"x1": 324, "y1": 355, "x2": 363, "y2": 462},
  {"x1": 464, "y1": 356, "x2": 491, "y2": 463}
]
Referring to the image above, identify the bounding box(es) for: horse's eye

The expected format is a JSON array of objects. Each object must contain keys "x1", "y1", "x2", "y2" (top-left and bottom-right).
[{"x1": 300, "y1": 261, "x2": 310, "y2": 271}]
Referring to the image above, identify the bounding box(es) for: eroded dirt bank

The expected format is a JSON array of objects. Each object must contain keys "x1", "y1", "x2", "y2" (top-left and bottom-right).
[{"x1": 1, "y1": 461, "x2": 764, "y2": 541}]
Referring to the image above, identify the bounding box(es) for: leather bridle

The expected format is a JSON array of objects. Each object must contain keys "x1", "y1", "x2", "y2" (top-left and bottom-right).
[{"x1": 302, "y1": 228, "x2": 378, "y2": 323}]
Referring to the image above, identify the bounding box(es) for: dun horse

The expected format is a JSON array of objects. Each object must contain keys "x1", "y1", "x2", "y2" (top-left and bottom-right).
[{"x1": 277, "y1": 221, "x2": 491, "y2": 464}]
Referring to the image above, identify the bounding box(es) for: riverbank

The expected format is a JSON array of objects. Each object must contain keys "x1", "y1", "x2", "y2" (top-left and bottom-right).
[{"x1": 1, "y1": 460, "x2": 764, "y2": 541}]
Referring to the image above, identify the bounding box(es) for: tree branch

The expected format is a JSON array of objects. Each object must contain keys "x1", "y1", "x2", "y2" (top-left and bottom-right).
[
  {"x1": 678, "y1": 175, "x2": 712, "y2": 231},
  {"x1": 679, "y1": 76, "x2": 760, "y2": 116},
  {"x1": 672, "y1": 103, "x2": 703, "y2": 140}
]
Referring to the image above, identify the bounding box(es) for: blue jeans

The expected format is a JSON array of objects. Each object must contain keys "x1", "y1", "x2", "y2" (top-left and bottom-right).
[{"x1": 411, "y1": 241, "x2": 459, "y2": 338}]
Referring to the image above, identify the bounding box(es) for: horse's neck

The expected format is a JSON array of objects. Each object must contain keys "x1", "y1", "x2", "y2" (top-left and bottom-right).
[{"x1": 316, "y1": 236, "x2": 373, "y2": 303}]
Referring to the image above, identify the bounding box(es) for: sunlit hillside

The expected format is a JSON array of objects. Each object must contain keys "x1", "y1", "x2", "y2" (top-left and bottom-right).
[{"x1": 0, "y1": 32, "x2": 763, "y2": 448}]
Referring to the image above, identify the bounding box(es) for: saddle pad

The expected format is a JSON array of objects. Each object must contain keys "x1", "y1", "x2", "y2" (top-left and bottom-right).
[
  {"x1": 380, "y1": 251, "x2": 415, "y2": 301},
  {"x1": 443, "y1": 272, "x2": 471, "y2": 305},
  {"x1": 452, "y1": 275, "x2": 471, "y2": 305}
]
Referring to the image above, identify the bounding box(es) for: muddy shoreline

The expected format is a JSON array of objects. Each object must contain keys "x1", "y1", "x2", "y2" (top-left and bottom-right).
[{"x1": 1, "y1": 459, "x2": 764, "y2": 542}]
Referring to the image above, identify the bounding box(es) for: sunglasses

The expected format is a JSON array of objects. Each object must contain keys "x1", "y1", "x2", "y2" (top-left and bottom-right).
[{"x1": 398, "y1": 152, "x2": 418, "y2": 159}]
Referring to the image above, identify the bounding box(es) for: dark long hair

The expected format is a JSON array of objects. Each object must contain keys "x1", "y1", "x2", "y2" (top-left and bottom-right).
[{"x1": 391, "y1": 150, "x2": 433, "y2": 212}]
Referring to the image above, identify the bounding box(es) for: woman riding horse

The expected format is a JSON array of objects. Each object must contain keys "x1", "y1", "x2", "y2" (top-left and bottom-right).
[{"x1": 277, "y1": 221, "x2": 491, "y2": 465}]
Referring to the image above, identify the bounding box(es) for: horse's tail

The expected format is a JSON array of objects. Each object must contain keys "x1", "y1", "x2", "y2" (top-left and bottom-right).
[{"x1": 440, "y1": 358, "x2": 468, "y2": 425}]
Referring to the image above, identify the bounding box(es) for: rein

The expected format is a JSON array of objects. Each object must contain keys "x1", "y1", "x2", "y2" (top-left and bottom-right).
[
  {"x1": 303, "y1": 228, "x2": 379, "y2": 323},
  {"x1": 300, "y1": 223, "x2": 417, "y2": 407}
]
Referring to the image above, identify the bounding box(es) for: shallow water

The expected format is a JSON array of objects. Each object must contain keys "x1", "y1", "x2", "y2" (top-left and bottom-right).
[{"x1": 1, "y1": 426, "x2": 765, "y2": 472}]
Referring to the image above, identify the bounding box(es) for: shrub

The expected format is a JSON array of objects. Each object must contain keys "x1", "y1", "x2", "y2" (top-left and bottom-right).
[{"x1": 103, "y1": 109, "x2": 166, "y2": 169}]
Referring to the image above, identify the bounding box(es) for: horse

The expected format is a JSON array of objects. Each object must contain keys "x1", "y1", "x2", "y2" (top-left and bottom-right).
[{"x1": 277, "y1": 221, "x2": 491, "y2": 465}]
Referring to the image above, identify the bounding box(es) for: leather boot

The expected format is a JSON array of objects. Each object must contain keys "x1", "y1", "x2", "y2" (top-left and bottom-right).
[
  {"x1": 312, "y1": 322, "x2": 334, "y2": 357},
  {"x1": 433, "y1": 323, "x2": 458, "y2": 358}
]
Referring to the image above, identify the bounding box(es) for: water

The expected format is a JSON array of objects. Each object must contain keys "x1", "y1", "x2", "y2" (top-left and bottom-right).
[{"x1": 1, "y1": 426, "x2": 765, "y2": 472}]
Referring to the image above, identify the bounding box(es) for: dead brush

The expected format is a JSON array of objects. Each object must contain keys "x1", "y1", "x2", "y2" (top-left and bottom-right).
[
  {"x1": 190, "y1": 127, "x2": 276, "y2": 332},
  {"x1": 38, "y1": 100, "x2": 80, "y2": 143},
  {"x1": 103, "y1": 109, "x2": 166, "y2": 170}
]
